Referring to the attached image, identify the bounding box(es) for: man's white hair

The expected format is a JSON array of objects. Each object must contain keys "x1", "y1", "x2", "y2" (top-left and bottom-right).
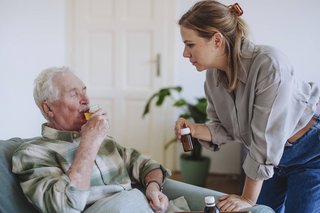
[{"x1": 33, "y1": 66, "x2": 71, "y2": 108}]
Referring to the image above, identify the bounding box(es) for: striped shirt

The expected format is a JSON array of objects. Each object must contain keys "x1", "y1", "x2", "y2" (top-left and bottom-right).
[{"x1": 12, "y1": 124, "x2": 170, "y2": 213}]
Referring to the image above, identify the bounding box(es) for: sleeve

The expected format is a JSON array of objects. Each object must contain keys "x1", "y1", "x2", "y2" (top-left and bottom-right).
[
  {"x1": 243, "y1": 65, "x2": 281, "y2": 180},
  {"x1": 115, "y1": 143, "x2": 171, "y2": 186},
  {"x1": 12, "y1": 145, "x2": 90, "y2": 213}
]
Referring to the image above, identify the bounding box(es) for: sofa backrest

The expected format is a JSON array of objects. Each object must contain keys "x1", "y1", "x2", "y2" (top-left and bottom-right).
[{"x1": 0, "y1": 138, "x2": 39, "y2": 213}]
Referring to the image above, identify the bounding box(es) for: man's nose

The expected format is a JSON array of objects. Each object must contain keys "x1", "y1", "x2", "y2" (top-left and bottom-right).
[{"x1": 80, "y1": 93, "x2": 89, "y2": 105}]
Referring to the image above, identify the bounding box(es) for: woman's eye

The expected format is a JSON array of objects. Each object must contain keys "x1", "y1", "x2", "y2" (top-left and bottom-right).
[{"x1": 186, "y1": 43, "x2": 194, "y2": 48}]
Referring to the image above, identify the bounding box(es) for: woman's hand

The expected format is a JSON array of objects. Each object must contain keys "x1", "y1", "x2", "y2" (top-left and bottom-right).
[
  {"x1": 175, "y1": 117, "x2": 212, "y2": 142},
  {"x1": 217, "y1": 194, "x2": 253, "y2": 211},
  {"x1": 175, "y1": 118, "x2": 195, "y2": 140}
]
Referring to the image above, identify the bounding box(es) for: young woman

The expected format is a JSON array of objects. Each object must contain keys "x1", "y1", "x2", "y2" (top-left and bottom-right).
[{"x1": 175, "y1": 1, "x2": 320, "y2": 212}]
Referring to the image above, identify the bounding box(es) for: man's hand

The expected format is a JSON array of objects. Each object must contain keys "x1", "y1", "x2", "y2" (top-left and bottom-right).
[
  {"x1": 217, "y1": 194, "x2": 253, "y2": 211},
  {"x1": 81, "y1": 108, "x2": 110, "y2": 144},
  {"x1": 69, "y1": 108, "x2": 110, "y2": 189},
  {"x1": 146, "y1": 182, "x2": 169, "y2": 213}
]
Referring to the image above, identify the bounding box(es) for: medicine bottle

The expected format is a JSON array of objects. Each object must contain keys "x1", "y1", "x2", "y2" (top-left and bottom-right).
[
  {"x1": 180, "y1": 125, "x2": 193, "y2": 152},
  {"x1": 204, "y1": 196, "x2": 220, "y2": 213}
]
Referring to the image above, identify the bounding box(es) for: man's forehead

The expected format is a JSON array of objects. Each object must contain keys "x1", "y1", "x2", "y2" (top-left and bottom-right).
[{"x1": 54, "y1": 72, "x2": 85, "y2": 91}]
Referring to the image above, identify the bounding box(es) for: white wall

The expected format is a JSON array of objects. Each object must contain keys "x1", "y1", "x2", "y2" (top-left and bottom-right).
[
  {"x1": 1, "y1": 0, "x2": 319, "y2": 174},
  {"x1": 176, "y1": 0, "x2": 320, "y2": 99},
  {"x1": 0, "y1": 0, "x2": 67, "y2": 139},
  {"x1": 175, "y1": 0, "x2": 320, "y2": 174}
]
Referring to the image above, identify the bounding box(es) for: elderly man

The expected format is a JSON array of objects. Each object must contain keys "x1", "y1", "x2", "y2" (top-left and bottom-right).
[{"x1": 12, "y1": 67, "x2": 170, "y2": 213}]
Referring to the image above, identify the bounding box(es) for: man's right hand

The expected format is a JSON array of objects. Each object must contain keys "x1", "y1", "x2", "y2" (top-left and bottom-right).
[
  {"x1": 68, "y1": 108, "x2": 110, "y2": 189},
  {"x1": 81, "y1": 108, "x2": 110, "y2": 145}
]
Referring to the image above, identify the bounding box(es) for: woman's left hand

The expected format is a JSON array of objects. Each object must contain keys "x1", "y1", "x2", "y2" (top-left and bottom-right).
[{"x1": 217, "y1": 194, "x2": 253, "y2": 211}]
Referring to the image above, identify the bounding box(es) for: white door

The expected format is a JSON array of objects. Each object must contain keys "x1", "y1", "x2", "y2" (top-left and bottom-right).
[{"x1": 68, "y1": 0, "x2": 177, "y2": 166}]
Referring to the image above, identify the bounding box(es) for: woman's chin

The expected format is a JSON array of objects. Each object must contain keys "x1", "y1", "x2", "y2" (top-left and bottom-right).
[{"x1": 195, "y1": 66, "x2": 206, "y2": 72}]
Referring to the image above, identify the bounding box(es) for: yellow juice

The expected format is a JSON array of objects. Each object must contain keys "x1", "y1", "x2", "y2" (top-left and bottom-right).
[
  {"x1": 84, "y1": 112, "x2": 92, "y2": 120},
  {"x1": 84, "y1": 105, "x2": 100, "y2": 120}
]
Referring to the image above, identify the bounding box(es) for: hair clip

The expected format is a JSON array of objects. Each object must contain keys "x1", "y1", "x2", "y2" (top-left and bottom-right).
[{"x1": 228, "y1": 3, "x2": 243, "y2": 16}]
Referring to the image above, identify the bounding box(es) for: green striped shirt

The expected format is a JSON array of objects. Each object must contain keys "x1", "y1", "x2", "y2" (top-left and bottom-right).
[{"x1": 12, "y1": 124, "x2": 170, "y2": 213}]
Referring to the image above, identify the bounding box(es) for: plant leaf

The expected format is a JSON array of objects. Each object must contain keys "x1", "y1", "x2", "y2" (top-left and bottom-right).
[
  {"x1": 142, "y1": 93, "x2": 158, "y2": 118},
  {"x1": 174, "y1": 99, "x2": 187, "y2": 107},
  {"x1": 142, "y1": 86, "x2": 183, "y2": 117}
]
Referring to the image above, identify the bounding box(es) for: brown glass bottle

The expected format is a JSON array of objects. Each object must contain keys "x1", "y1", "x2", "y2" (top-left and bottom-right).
[
  {"x1": 204, "y1": 196, "x2": 220, "y2": 213},
  {"x1": 180, "y1": 125, "x2": 193, "y2": 152}
]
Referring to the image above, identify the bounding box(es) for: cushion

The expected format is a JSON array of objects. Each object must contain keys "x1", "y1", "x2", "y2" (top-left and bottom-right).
[
  {"x1": 167, "y1": 196, "x2": 191, "y2": 212},
  {"x1": 0, "y1": 138, "x2": 39, "y2": 213}
]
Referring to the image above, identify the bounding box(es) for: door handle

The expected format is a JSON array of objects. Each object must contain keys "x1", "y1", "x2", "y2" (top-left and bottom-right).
[{"x1": 156, "y1": 53, "x2": 161, "y2": 77}]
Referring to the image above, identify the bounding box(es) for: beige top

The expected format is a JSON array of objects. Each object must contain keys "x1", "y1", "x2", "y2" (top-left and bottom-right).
[{"x1": 201, "y1": 39, "x2": 319, "y2": 180}]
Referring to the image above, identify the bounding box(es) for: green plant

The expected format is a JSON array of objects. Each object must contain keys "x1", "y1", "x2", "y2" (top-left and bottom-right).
[{"x1": 142, "y1": 86, "x2": 208, "y2": 160}]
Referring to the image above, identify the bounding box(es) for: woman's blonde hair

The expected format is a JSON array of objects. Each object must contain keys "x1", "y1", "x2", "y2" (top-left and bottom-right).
[{"x1": 179, "y1": 0, "x2": 249, "y2": 91}]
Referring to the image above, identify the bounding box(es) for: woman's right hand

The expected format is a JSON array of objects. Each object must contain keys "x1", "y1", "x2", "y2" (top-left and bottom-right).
[
  {"x1": 175, "y1": 118, "x2": 212, "y2": 142},
  {"x1": 175, "y1": 118, "x2": 195, "y2": 140}
]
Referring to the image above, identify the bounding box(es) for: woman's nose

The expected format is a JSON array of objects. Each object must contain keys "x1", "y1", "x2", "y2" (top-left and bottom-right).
[{"x1": 183, "y1": 48, "x2": 191, "y2": 58}]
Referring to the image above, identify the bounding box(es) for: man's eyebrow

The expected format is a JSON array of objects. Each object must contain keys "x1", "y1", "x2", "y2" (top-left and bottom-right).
[
  {"x1": 67, "y1": 88, "x2": 78, "y2": 93},
  {"x1": 65, "y1": 86, "x2": 86, "y2": 93}
]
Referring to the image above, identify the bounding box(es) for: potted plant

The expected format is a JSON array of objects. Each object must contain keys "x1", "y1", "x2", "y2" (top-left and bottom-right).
[{"x1": 142, "y1": 86, "x2": 211, "y2": 186}]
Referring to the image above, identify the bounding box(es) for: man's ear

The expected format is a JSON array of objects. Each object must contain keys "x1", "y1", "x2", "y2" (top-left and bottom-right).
[{"x1": 41, "y1": 102, "x2": 54, "y2": 118}]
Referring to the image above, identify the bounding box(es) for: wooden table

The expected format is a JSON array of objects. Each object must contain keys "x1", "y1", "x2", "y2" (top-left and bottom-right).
[{"x1": 176, "y1": 211, "x2": 250, "y2": 213}]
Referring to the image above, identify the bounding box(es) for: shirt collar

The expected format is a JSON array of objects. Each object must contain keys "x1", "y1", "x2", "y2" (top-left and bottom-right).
[
  {"x1": 41, "y1": 123, "x2": 80, "y2": 142},
  {"x1": 211, "y1": 38, "x2": 256, "y2": 87},
  {"x1": 237, "y1": 38, "x2": 256, "y2": 84}
]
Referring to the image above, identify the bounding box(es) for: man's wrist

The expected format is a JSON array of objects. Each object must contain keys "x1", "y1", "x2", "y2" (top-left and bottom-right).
[{"x1": 145, "y1": 180, "x2": 163, "y2": 192}]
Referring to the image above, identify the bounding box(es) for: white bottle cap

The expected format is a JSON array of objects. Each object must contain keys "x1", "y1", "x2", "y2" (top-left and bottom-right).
[
  {"x1": 180, "y1": 127, "x2": 191, "y2": 135},
  {"x1": 205, "y1": 196, "x2": 215, "y2": 205}
]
